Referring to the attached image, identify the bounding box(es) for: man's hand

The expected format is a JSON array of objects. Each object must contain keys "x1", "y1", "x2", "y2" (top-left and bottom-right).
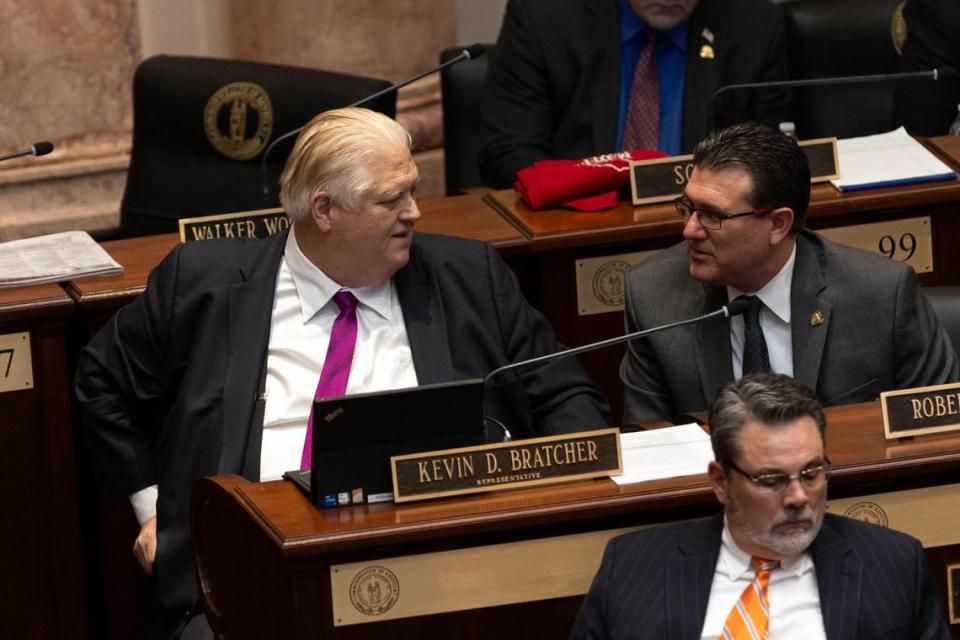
[{"x1": 133, "y1": 515, "x2": 157, "y2": 575}]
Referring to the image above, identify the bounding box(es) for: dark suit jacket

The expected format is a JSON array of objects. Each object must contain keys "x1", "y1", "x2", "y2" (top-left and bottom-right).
[
  {"x1": 895, "y1": 0, "x2": 960, "y2": 136},
  {"x1": 75, "y1": 230, "x2": 609, "y2": 621},
  {"x1": 570, "y1": 513, "x2": 950, "y2": 639},
  {"x1": 621, "y1": 230, "x2": 959, "y2": 423},
  {"x1": 479, "y1": 0, "x2": 790, "y2": 188}
]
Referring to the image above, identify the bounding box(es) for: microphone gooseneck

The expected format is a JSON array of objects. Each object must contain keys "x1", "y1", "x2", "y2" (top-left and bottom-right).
[
  {"x1": 0, "y1": 141, "x2": 55, "y2": 163},
  {"x1": 258, "y1": 45, "x2": 488, "y2": 201}
]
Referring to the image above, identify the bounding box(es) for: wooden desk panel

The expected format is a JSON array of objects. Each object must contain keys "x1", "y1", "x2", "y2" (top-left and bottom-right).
[
  {"x1": 0, "y1": 285, "x2": 86, "y2": 640},
  {"x1": 193, "y1": 402, "x2": 960, "y2": 639}
]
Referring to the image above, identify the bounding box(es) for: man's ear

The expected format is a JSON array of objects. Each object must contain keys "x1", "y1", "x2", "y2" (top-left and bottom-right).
[
  {"x1": 310, "y1": 192, "x2": 334, "y2": 233},
  {"x1": 708, "y1": 461, "x2": 729, "y2": 506},
  {"x1": 768, "y1": 207, "x2": 795, "y2": 246}
]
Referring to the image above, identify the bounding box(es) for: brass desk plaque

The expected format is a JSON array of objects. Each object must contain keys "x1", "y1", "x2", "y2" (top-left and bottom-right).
[
  {"x1": 629, "y1": 138, "x2": 838, "y2": 206},
  {"x1": 391, "y1": 428, "x2": 622, "y2": 503},
  {"x1": 880, "y1": 382, "x2": 960, "y2": 439},
  {"x1": 178, "y1": 207, "x2": 290, "y2": 243}
]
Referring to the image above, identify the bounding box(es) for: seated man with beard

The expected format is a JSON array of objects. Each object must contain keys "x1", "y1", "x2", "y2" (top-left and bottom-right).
[{"x1": 571, "y1": 374, "x2": 950, "y2": 640}]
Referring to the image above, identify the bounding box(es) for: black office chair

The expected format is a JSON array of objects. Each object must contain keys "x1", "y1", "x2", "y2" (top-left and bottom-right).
[
  {"x1": 776, "y1": 0, "x2": 904, "y2": 139},
  {"x1": 439, "y1": 44, "x2": 494, "y2": 195},
  {"x1": 119, "y1": 55, "x2": 396, "y2": 238},
  {"x1": 923, "y1": 286, "x2": 960, "y2": 359}
]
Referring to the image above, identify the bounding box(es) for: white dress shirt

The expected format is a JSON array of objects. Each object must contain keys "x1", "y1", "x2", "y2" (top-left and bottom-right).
[
  {"x1": 728, "y1": 244, "x2": 796, "y2": 379},
  {"x1": 130, "y1": 227, "x2": 418, "y2": 523},
  {"x1": 699, "y1": 520, "x2": 826, "y2": 640}
]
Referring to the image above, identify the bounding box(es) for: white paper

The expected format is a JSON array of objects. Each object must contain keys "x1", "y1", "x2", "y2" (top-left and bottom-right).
[
  {"x1": 612, "y1": 422, "x2": 714, "y2": 485},
  {"x1": 0, "y1": 230, "x2": 123, "y2": 287},
  {"x1": 830, "y1": 127, "x2": 956, "y2": 191}
]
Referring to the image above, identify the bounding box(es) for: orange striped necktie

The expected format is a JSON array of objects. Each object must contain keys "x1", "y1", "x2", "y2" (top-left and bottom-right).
[{"x1": 721, "y1": 557, "x2": 778, "y2": 640}]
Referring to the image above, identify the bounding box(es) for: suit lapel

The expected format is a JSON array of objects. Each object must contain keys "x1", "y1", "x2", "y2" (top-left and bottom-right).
[
  {"x1": 666, "y1": 515, "x2": 723, "y2": 640},
  {"x1": 586, "y1": 0, "x2": 621, "y2": 153},
  {"x1": 790, "y1": 234, "x2": 831, "y2": 392},
  {"x1": 395, "y1": 242, "x2": 456, "y2": 385},
  {"x1": 219, "y1": 233, "x2": 287, "y2": 478},
  {"x1": 683, "y1": 1, "x2": 722, "y2": 149},
  {"x1": 695, "y1": 285, "x2": 733, "y2": 404},
  {"x1": 812, "y1": 517, "x2": 862, "y2": 640}
]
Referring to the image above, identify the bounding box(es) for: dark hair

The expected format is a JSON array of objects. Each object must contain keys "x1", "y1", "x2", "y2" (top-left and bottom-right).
[
  {"x1": 692, "y1": 122, "x2": 810, "y2": 232},
  {"x1": 708, "y1": 374, "x2": 826, "y2": 467}
]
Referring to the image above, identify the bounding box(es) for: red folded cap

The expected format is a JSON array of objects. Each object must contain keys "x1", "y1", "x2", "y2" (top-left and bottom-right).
[{"x1": 515, "y1": 149, "x2": 667, "y2": 211}]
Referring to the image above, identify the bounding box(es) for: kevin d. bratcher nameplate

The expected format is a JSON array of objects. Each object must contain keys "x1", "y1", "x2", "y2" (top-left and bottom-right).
[{"x1": 391, "y1": 428, "x2": 622, "y2": 503}]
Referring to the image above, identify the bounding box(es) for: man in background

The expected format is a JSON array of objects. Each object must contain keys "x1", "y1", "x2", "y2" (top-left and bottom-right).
[{"x1": 479, "y1": 0, "x2": 790, "y2": 189}]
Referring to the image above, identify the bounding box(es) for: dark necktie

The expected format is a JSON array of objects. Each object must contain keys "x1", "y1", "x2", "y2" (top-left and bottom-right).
[
  {"x1": 739, "y1": 295, "x2": 771, "y2": 376},
  {"x1": 300, "y1": 290, "x2": 359, "y2": 470},
  {"x1": 622, "y1": 29, "x2": 660, "y2": 151}
]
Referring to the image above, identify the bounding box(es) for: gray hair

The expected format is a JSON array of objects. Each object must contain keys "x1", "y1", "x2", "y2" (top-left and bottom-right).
[
  {"x1": 708, "y1": 374, "x2": 826, "y2": 467},
  {"x1": 279, "y1": 107, "x2": 412, "y2": 219}
]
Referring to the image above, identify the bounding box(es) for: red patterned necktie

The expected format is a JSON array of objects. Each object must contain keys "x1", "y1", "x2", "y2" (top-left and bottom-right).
[
  {"x1": 721, "y1": 557, "x2": 778, "y2": 640},
  {"x1": 622, "y1": 29, "x2": 660, "y2": 151},
  {"x1": 300, "y1": 290, "x2": 359, "y2": 470}
]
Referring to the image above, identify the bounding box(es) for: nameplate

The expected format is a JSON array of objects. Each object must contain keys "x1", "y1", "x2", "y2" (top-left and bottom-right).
[
  {"x1": 880, "y1": 382, "x2": 960, "y2": 439},
  {"x1": 629, "y1": 138, "x2": 839, "y2": 206},
  {"x1": 0, "y1": 332, "x2": 33, "y2": 393},
  {"x1": 391, "y1": 429, "x2": 622, "y2": 503},
  {"x1": 178, "y1": 207, "x2": 291, "y2": 243}
]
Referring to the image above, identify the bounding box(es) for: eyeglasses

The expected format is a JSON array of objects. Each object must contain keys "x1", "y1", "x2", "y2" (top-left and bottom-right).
[
  {"x1": 727, "y1": 460, "x2": 830, "y2": 493},
  {"x1": 674, "y1": 197, "x2": 771, "y2": 230}
]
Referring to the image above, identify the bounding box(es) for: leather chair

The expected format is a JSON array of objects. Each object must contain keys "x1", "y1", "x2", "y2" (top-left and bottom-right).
[
  {"x1": 923, "y1": 286, "x2": 960, "y2": 358},
  {"x1": 119, "y1": 55, "x2": 396, "y2": 238},
  {"x1": 439, "y1": 44, "x2": 494, "y2": 195},
  {"x1": 776, "y1": 0, "x2": 904, "y2": 139}
]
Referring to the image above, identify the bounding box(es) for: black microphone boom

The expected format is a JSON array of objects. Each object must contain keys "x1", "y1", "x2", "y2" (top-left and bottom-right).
[
  {"x1": 706, "y1": 68, "x2": 957, "y2": 133},
  {"x1": 259, "y1": 44, "x2": 487, "y2": 200},
  {"x1": 483, "y1": 299, "x2": 750, "y2": 386},
  {"x1": 0, "y1": 141, "x2": 54, "y2": 163}
]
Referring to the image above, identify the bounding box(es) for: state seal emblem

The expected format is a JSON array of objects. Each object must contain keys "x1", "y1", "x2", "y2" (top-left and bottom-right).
[
  {"x1": 349, "y1": 566, "x2": 399, "y2": 616},
  {"x1": 843, "y1": 501, "x2": 889, "y2": 527},
  {"x1": 203, "y1": 81, "x2": 274, "y2": 160},
  {"x1": 592, "y1": 260, "x2": 631, "y2": 307}
]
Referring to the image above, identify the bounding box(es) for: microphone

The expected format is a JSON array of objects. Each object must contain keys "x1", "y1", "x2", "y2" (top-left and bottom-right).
[
  {"x1": 706, "y1": 68, "x2": 959, "y2": 132},
  {"x1": 0, "y1": 141, "x2": 54, "y2": 163},
  {"x1": 259, "y1": 44, "x2": 487, "y2": 200},
  {"x1": 483, "y1": 298, "x2": 750, "y2": 386}
]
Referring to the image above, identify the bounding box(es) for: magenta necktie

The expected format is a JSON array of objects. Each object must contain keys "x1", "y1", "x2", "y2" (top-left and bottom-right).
[
  {"x1": 622, "y1": 29, "x2": 660, "y2": 151},
  {"x1": 300, "y1": 290, "x2": 359, "y2": 470}
]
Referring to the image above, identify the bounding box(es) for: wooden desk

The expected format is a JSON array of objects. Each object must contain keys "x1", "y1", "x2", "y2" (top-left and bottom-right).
[
  {"x1": 0, "y1": 284, "x2": 86, "y2": 640},
  {"x1": 484, "y1": 136, "x2": 960, "y2": 418},
  {"x1": 192, "y1": 402, "x2": 960, "y2": 639}
]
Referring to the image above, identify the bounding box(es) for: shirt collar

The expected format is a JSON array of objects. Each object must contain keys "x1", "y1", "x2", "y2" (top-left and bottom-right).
[
  {"x1": 727, "y1": 243, "x2": 797, "y2": 324},
  {"x1": 284, "y1": 227, "x2": 394, "y2": 324},
  {"x1": 619, "y1": 0, "x2": 689, "y2": 51},
  {"x1": 720, "y1": 515, "x2": 813, "y2": 579}
]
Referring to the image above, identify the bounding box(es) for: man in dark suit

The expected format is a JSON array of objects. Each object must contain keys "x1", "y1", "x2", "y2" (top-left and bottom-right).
[
  {"x1": 894, "y1": 0, "x2": 960, "y2": 136},
  {"x1": 479, "y1": 0, "x2": 790, "y2": 189},
  {"x1": 621, "y1": 122, "x2": 958, "y2": 423},
  {"x1": 572, "y1": 374, "x2": 951, "y2": 639},
  {"x1": 75, "y1": 107, "x2": 609, "y2": 639}
]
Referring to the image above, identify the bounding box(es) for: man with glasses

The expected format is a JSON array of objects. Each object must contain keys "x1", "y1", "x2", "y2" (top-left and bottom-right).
[
  {"x1": 621, "y1": 122, "x2": 957, "y2": 423},
  {"x1": 571, "y1": 374, "x2": 951, "y2": 639}
]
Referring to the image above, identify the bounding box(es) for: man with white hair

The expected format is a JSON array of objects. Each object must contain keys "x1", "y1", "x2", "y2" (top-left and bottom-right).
[
  {"x1": 571, "y1": 374, "x2": 950, "y2": 640},
  {"x1": 77, "y1": 107, "x2": 609, "y2": 639}
]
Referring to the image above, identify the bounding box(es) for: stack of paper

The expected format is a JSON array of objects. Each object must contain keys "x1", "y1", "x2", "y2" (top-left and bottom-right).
[
  {"x1": 612, "y1": 423, "x2": 714, "y2": 485},
  {"x1": 0, "y1": 231, "x2": 123, "y2": 288},
  {"x1": 830, "y1": 127, "x2": 957, "y2": 193}
]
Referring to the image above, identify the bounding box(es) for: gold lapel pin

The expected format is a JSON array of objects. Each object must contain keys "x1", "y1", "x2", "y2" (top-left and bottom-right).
[
  {"x1": 700, "y1": 44, "x2": 715, "y2": 59},
  {"x1": 810, "y1": 311, "x2": 824, "y2": 326}
]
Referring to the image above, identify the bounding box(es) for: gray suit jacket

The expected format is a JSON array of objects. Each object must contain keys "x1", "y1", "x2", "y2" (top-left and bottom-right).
[
  {"x1": 621, "y1": 230, "x2": 959, "y2": 422},
  {"x1": 570, "y1": 513, "x2": 950, "y2": 640}
]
